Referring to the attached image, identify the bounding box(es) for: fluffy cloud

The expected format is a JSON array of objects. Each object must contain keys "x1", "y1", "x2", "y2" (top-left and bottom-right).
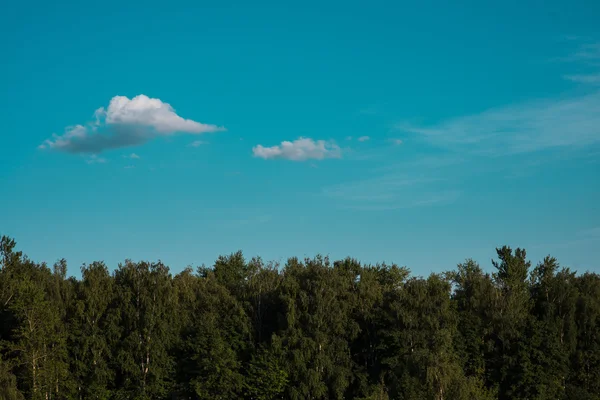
[
  {"x1": 252, "y1": 137, "x2": 341, "y2": 161},
  {"x1": 40, "y1": 95, "x2": 225, "y2": 154}
]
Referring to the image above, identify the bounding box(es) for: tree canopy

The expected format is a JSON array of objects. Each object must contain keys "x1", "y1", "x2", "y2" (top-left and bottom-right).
[{"x1": 0, "y1": 235, "x2": 599, "y2": 399}]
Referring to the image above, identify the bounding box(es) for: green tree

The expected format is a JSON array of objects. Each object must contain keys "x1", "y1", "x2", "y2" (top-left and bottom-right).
[
  {"x1": 489, "y1": 246, "x2": 532, "y2": 400},
  {"x1": 0, "y1": 354, "x2": 23, "y2": 400},
  {"x1": 69, "y1": 261, "x2": 115, "y2": 399},
  {"x1": 112, "y1": 261, "x2": 176, "y2": 399},
  {"x1": 568, "y1": 272, "x2": 600, "y2": 398},
  {"x1": 175, "y1": 268, "x2": 250, "y2": 399},
  {"x1": 244, "y1": 344, "x2": 288, "y2": 400},
  {"x1": 278, "y1": 256, "x2": 359, "y2": 399}
]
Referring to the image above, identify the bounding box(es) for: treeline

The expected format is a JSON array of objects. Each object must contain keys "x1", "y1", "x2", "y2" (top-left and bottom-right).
[{"x1": 0, "y1": 236, "x2": 599, "y2": 400}]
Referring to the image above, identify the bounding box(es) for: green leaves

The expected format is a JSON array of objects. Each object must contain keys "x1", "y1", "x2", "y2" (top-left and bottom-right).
[{"x1": 244, "y1": 346, "x2": 288, "y2": 400}]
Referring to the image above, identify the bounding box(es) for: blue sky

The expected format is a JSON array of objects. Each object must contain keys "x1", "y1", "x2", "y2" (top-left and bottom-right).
[{"x1": 1, "y1": 0, "x2": 599, "y2": 277}]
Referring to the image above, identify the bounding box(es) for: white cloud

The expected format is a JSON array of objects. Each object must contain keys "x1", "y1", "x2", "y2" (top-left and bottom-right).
[
  {"x1": 188, "y1": 140, "x2": 207, "y2": 147},
  {"x1": 391, "y1": 138, "x2": 403, "y2": 145},
  {"x1": 40, "y1": 95, "x2": 225, "y2": 154},
  {"x1": 405, "y1": 39, "x2": 598, "y2": 155},
  {"x1": 358, "y1": 136, "x2": 370, "y2": 142},
  {"x1": 98, "y1": 95, "x2": 222, "y2": 134},
  {"x1": 252, "y1": 137, "x2": 341, "y2": 161},
  {"x1": 123, "y1": 153, "x2": 140, "y2": 159},
  {"x1": 85, "y1": 155, "x2": 107, "y2": 164},
  {"x1": 399, "y1": 91, "x2": 600, "y2": 155},
  {"x1": 38, "y1": 125, "x2": 88, "y2": 150}
]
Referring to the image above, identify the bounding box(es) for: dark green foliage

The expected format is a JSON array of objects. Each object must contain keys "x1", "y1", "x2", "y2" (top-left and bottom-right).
[
  {"x1": 0, "y1": 235, "x2": 599, "y2": 399},
  {"x1": 244, "y1": 344, "x2": 288, "y2": 400},
  {"x1": 0, "y1": 355, "x2": 23, "y2": 400},
  {"x1": 69, "y1": 261, "x2": 115, "y2": 399}
]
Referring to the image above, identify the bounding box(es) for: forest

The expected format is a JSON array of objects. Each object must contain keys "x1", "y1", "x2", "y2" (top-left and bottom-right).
[{"x1": 0, "y1": 235, "x2": 599, "y2": 400}]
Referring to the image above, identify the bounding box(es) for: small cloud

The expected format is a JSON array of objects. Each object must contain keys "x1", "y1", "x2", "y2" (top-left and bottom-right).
[
  {"x1": 124, "y1": 165, "x2": 135, "y2": 169},
  {"x1": 345, "y1": 136, "x2": 353, "y2": 141},
  {"x1": 391, "y1": 139, "x2": 403, "y2": 145},
  {"x1": 85, "y1": 155, "x2": 107, "y2": 164},
  {"x1": 188, "y1": 140, "x2": 207, "y2": 147},
  {"x1": 358, "y1": 136, "x2": 370, "y2": 142},
  {"x1": 123, "y1": 153, "x2": 140, "y2": 159},
  {"x1": 40, "y1": 94, "x2": 225, "y2": 154},
  {"x1": 252, "y1": 137, "x2": 341, "y2": 161}
]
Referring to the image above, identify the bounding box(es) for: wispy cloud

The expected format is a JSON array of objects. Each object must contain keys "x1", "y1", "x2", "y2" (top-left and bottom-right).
[
  {"x1": 322, "y1": 172, "x2": 458, "y2": 210},
  {"x1": 253, "y1": 137, "x2": 341, "y2": 161},
  {"x1": 563, "y1": 42, "x2": 600, "y2": 65},
  {"x1": 375, "y1": 155, "x2": 465, "y2": 173},
  {"x1": 397, "y1": 38, "x2": 600, "y2": 155},
  {"x1": 85, "y1": 155, "x2": 107, "y2": 164},
  {"x1": 398, "y1": 91, "x2": 600, "y2": 155},
  {"x1": 324, "y1": 175, "x2": 436, "y2": 201},
  {"x1": 563, "y1": 74, "x2": 600, "y2": 84},
  {"x1": 123, "y1": 153, "x2": 140, "y2": 159},
  {"x1": 559, "y1": 40, "x2": 600, "y2": 77},
  {"x1": 39, "y1": 95, "x2": 225, "y2": 154},
  {"x1": 357, "y1": 136, "x2": 370, "y2": 142},
  {"x1": 390, "y1": 138, "x2": 403, "y2": 145},
  {"x1": 188, "y1": 140, "x2": 207, "y2": 147}
]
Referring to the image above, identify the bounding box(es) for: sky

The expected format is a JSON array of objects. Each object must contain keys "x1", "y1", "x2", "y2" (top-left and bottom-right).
[{"x1": 1, "y1": 0, "x2": 599, "y2": 278}]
